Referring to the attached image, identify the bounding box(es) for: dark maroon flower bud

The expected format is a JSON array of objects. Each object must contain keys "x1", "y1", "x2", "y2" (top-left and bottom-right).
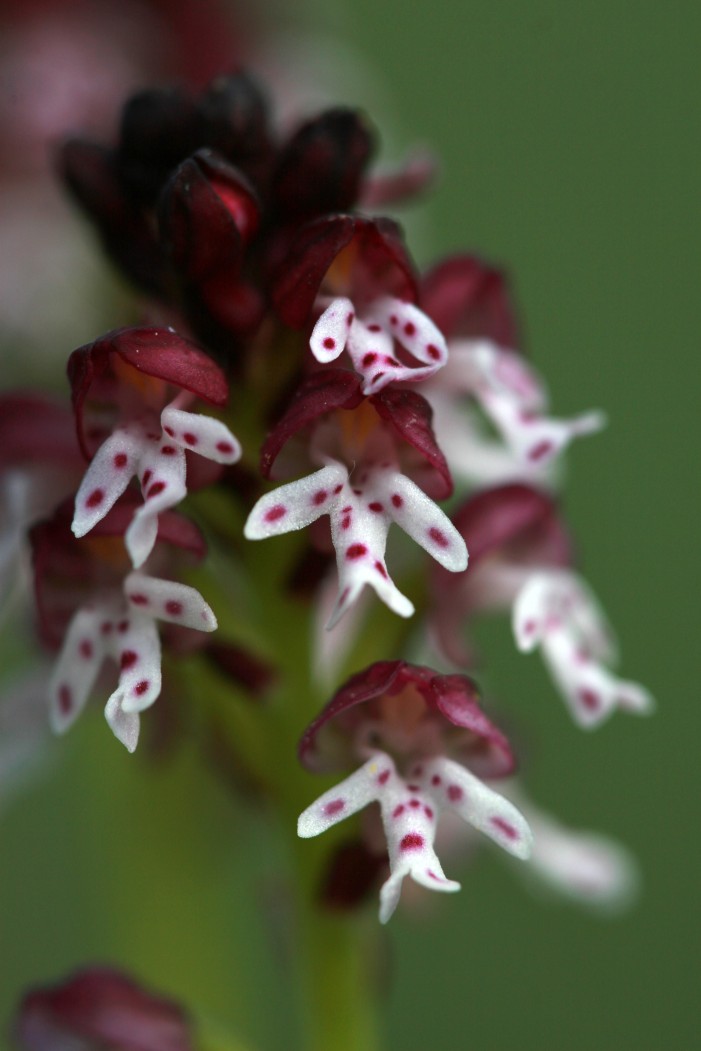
[
  {"x1": 272, "y1": 108, "x2": 375, "y2": 220},
  {"x1": 196, "y1": 71, "x2": 272, "y2": 177},
  {"x1": 159, "y1": 149, "x2": 260, "y2": 284},
  {"x1": 272, "y1": 215, "x2": 417, "y2": 328},
  {"x1": 421, "y1": 254, "x2": 519, "y2": 348},
  {"x1": 118, "y1": 87, "x2": 200, "y2": 205},
  {"x1": 15, "y1": 966, "x2": 195, "y2": 1051},
  {"x1": 59, "y1": 139, "x2": 165, "y2": 296}
]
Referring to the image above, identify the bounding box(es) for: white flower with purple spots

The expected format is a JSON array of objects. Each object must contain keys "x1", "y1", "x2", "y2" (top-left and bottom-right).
[
  {"x1": 299, "y1": 752, "x2": 532, "y2": 923},
  {"x1": 513, "y1": 570, "x2": 654, "y2": 727},
  {"x1": 297, "y1": 661, "x2": 531, "y2": 922},
  {"x1": 49, "y1": 571, "x2": 217, "y2": 752},
  {"x1": 72, "y1": 403, "x2": 241, "y2": 568},
  {"x1": 244, "y1": 457, "x2": 467, "y2": 628},
  {"x1": 426, "y1": 339, "x2": 604, "y2": 483},
  {"x1": 310, "y1": 295, "x2": 448, "y2": 396}
]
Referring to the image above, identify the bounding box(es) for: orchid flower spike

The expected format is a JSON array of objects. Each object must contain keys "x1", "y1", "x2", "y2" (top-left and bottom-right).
[
  {"x1": 296, "y1": 662, "x2": 532, "y2": 923},
  {"x1": 513, "y1": 570, "x2": 654, "y2": 728}
]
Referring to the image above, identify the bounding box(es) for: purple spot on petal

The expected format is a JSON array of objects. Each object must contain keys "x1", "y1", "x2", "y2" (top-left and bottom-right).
[
  {"x1": 324, "y1": 798, "x2": 345, "y2": 816},
  {"x1": 400, "y1": 833, "x2": 424, "y2": 852},
  {"x1": 86, "y1": 488, "x2": 104, "y2": 508},
  {"x1": 491, "y1": 816, "x2": 518, "y2": 840},
  {"x1": 428, "y1": 526, "x2": 449, "y2": 548}
]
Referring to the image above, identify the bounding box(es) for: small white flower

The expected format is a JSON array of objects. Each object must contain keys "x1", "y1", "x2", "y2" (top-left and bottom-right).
[
  {"x1": 72, "y1": 401, "x2": 241, "y2": 568},
  {"x1": 298, "y1": 753, "x2": 531, "y2": 923},
  {"x1": 310, "y1": 294, "x2": 448, "y2": 395},
  {"x1": 244, "y1": 458, "x2": 467, "y2": 628}
]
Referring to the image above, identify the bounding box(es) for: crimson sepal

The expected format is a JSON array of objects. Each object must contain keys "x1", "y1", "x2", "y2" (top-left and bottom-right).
[
  {"x1": 68, "y1": 326, "x2": 229, "y2": 459},
  {"x1": 371, "y1": 387, "x2": 453, "y2": 499},
  {"x1": 260, "y1": 368, "x2": 364, "y2": 478},
  {"x1": 15, "y1": 966, "x2": 194, "y2": 1051},
  {"x1": 195, "y1": 72, "x2": 272, "y2": 182},
  {"x1": 31, "y1": 497, "x2": 207, "y2": 648},
  {"x1": 421, "y1": 254, "x2": 518, "y2": 348},
  {"x1": 0, "y1": 392, "x2": 79, "y2": 470},
  {"x1": 158, "y1": 149, "x2": 260, "y2": 284},
  {"x1": 59, "y1": 139, "x2": 165, "y2": 296},
  {"x1": 118, "y1": 87, "x2": 200, "y2": 205},
  {"x1": 299, "y1": 660, "x2": 515, "y2": 779},
  {"x1": 449, "y1": 483, "x2": 572, "y2": 569},
  {"x1": 272, "y1": 108, "x2": 375, "y2": 220},
  {"x1": 272, "y1": 215, "x2": 418, "y2": 329}
]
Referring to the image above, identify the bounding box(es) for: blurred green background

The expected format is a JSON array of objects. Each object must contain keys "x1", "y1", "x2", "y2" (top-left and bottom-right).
[{"x1": 1, "y1": 1, "x2": 698, "y2": 1049}]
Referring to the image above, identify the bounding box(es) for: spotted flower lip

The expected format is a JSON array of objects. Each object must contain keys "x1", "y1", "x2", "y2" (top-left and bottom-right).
[
  {"x1": 297, "y1": 661, "x2": 530, "y2": 922},
  {"x1": 15, "y1": 966, "x2": 195, "y2": 1051},
  {"x1": 513, "y1": 569, "x2": 655, "y2": 728},
  {"x1": 299, "y1": 660, "x2": 516, "y2": 779},
  {"x1": 272, "y1": 214, "x2": 418, "y2": 329},
  {"x1": 68, "y1": 326, "x2": 241, "y2": 567},
  {"x1": 244, "y1": 453, "x2": 466, "y2": 628},
  {"x1": 310, "y1": 291, "x2": 448, "y2": 396},
  {"x1": 430, "y1": 483, "x2": 572, "y2": 666},
  {"x1": 32, "y1": 498, "x2": 215, "y2": 752}
]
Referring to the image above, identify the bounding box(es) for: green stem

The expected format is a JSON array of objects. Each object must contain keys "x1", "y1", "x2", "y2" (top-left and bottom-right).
[{"x1": 291, "y1": 837, "x2": 382, "y2": 1051}]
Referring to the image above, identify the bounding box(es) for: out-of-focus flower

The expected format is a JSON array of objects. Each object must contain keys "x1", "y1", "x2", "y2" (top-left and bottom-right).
[
  {"x1": 68, "y1": 326, "x2": 241, "y2": 568},
  {"x1": 15, "y1": 965, "x2": 195, "y2": 1051},
  {"x1": 513, "y1": 570, "x2": 654, "y2": 727},
  {"x1": 32, "y1": 499, "x2": 216, "y2": 752},
  {"x1": 507, "y1": 787, "x2": 639, "y2": 910},
  {"x1": 297, "y1": 661, "x2": 531, "y2": 922},
  {"x1": 430, "y1": 483, "x2": 572, "y2": 665},
  {"x1": 427, "y1": 339, "x2": 605, "y2": 483}
]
